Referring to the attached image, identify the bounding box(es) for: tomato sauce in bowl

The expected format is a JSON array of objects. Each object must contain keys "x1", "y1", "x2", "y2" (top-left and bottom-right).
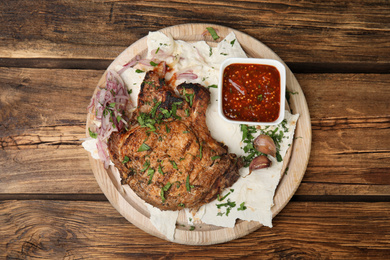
[{"x1": 218, "y1": 58, "x2": 286, "y2": 125}]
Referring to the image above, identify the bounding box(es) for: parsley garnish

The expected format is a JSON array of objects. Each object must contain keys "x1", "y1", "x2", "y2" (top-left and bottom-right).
[
  {"x1": 160, "y1": 182, "x2": 172, "y2": 203},
  {"x1": 88, "y1": 128, "x2": 97, "y2": 139},
  {"x1": 138, "y1": 143, "x2": 151, "y2": 152},
  {"x1": 141, "y1": 160, "x2": 150, "y2": 172},
  {"x1": 158, "y1": 165, "x2": 164, "y2": 175},
  {"x1": 190, "y1": 226, "x2": 195, "y2": 231},
  {"x1": 216, "y1": 199, "x2": 236, "y2": 217},
  {"x1": 150, "y1": 61, "x2": 158, "y2": 67},
  {"x1": 286, "y1": 90, "x2": 298, "y2": 102},
  {"x1": 211, "y1": 155, "x2": 220, "y2": 160},
  {"x1": 230, "y1": 39, "x2": 236, "y2": 46},
  {"x1": 237, "y1": 202, "x2": 247, "y2": 211},
  {"x1": 186, "y1": 174, "x2": 194, "y2": 192},
  {"x1": 207, "y1": 84, "x2": 218, "y2": 89},
  {"x1": 206, "y1": 27, "x2": 220, "y2": 40},
  {"x1": 147, "y1": 168, "x2": 155, "y2": 184},
  {"x1": 135, "y1": 69, "x2": 144, "y2": 73},
  {"x1": 240, "y1": 125, "x2": 262, "y2": 167},
  {"x1": 122, "y1": 156, "x2": 130, "y2": 164},
  {"x1": 170, "y1": 160, "x2": 178, "y2": 170}
]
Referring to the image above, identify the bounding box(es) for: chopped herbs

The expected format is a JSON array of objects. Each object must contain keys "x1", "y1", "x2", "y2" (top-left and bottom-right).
[
  {"x1": 178, "y1": 203, "x2": 185, "y2": 207},
  {"x1": 209, "y1": 46, "x2": 213, "y2": 57},
  {"x1": 198, "y1": 142, "x2": 203, "y2": 159},
  {"x1": 206, "y1": 27, "x2": 220, "y2": 40},
  {"x1": 122, "y1": 156, "x2": 130, "y2": 164},
  {"x1": 135, "y1": 69, "x2": 144, "y2": 73},
  {"x1": 211, "y1": 155, "x2": 220, "y2": 160},
  {"x1": 158, "y1": 165, "x2": 164, "y2": 175},
  {"x1": 208, "y1": 84, "x2": 218, "y2": 89},
  {"x1": 160, "y1": 182, "x2": 172, "y2": 203},
  {"x1": 137, "y1": 142, "x2": 151, "y2": 152},
  {"x1": 220, "y1": 53, "x2": 228, "y2": 56},
  {"x1": 216, "y1": 199, "x2": 236, "y2": 217},
  {"x1": 240, "y1": 124, "x2": 262, "y2": 167},
  {"x1": 88, "y1": 128, "x2": 97, "y2": 139},
  {"x1": 185, "y1": 108, "x2": 190, "y2": 117},
  {"x1": 237, "y1": 202, "x2": 247, "y2": 211},
  {"x1": 286, "y1": 90, "x2": 298, "y2": 102},
  {"x1": 141, "y1": 160, "x2": 150, "y2": 172},
  {"x1": 170, "y1": 160, "x2": 178, "y2": 170},
  {"x1": 230, "y1": 39, "x2": 236, "y2": 46},
  {"x1": 155, "y1": 47, "x2": 160, "y2": 54},
  {"x1": 190, "y1": 226, "x2": 195, "y2": 231},
  {"x1": 147, "y1": 168, "x2": 155, "y2": 184},
  {"x1": 150, "y1": 61, "x2": 158, "y2": 67},
  {"x1": 186, "y1": 174, "x2": 194, "y2": 192}
]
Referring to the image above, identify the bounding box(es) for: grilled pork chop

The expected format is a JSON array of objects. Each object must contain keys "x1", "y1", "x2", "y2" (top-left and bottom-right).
[{"x1": 108, "y1": 68, "x2": 243, "y2": 211}]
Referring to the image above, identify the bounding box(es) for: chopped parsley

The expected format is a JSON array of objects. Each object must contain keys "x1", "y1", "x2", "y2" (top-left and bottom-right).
[
  {"x1": 216, "y1": 199, "x2": 236, "y2": 217},
  {"x1": 186, "y1": 174, "x2": 194, "y2": 192},
  {"x1": 158, "y1": 165, "x2": 164, "y2": 175},
  {"x1": 237, "y1": 202, "x2": 247, "y2": 211},
  {"x1": 170, "y1": 160, "x2": 178, "y2": 170},
  {"x1": 137, "y1": 142, "x2": 151, "y2": 152},
  {"x1": 141, "y1": 160, "x2": 150, "y2": 172},
  {"x1": 206, "y1": 27, "x2": 220, "y2": 40},
  {"x1": 197, "y1": 141, "x2": 204, "y2": 159},
  {"x1": 207, "y1": 84, "x2": 218, "y2": 89},
  {"x1": 211, "y1": 155, "x2": 220, "y2": 160},
  {"x1": 240, "y1": 124, "x2": 262, "y2": 167},
  {"x1": 230, "y1": 39, "x2": 236, "y2": 46},
  {"x1": 147, "y1": 168, "x2": 155, "y2": 184},
  {"x1": 190, "y1": 226, "x2": 195, "y2": 231},
  {"x1": 135, "y1": 69, "x2": 144, "y2": 73},
  {"x1": 122, "y1": 156, "x2": 130, "y2": 164},
  {"x1": 150, "y1": 61, "x2": 158, "y2": 67},
  {"x1": 160, "y1": 182, "x2": 172, "y2": 203},
  {"x1": 286, "y1": 90, "x2": 298, "y2": 102},
  {"x1": 88, "y1": 128, "x2": 97, "y2": 139}
]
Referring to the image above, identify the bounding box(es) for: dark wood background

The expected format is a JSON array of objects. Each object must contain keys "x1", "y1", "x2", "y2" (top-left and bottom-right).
[{"x1": 1, "y1": 0, "x2": 389, "y2": 259}]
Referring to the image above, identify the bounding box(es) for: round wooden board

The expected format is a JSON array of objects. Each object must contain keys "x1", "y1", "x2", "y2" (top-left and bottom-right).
[{"x1": 86, "y1": 23, "x2": 312, "y2": 245}]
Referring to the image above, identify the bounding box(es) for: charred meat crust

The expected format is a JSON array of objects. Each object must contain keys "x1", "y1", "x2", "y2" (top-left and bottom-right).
[{"x1": 108, "y1": 70, "x2": 243, "y2": 211}]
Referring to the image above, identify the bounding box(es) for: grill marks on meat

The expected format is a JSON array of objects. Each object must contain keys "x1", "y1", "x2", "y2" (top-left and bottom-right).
[{"x1": 108, "y1": 70, "x2": 243, "y2": 211}]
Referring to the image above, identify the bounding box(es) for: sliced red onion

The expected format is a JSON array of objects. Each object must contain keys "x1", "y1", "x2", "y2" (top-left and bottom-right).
[
  {"x1": 88, "y1": 69, "x2": 131, "y2": 168},
  {"x1": 177, "y1": 71, "x2": 198, "y2": 80}
]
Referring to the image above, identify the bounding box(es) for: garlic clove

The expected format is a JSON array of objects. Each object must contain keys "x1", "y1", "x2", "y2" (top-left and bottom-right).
[
  {"x1": 249, "y1": 155, "x2": 272, "y2": 172},
  {"x1": 253, "y1": 134, "x2": 277, "y2": 157}
]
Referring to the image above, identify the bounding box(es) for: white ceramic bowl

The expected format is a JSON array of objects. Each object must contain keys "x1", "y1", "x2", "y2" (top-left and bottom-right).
[{"x1": 218, "y1": 57, "x2": 286, "y2": 126}]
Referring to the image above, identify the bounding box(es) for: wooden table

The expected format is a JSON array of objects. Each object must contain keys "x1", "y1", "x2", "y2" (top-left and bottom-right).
[{"x1": 1, "y1": 1, "x2": 389, "y2": 258}]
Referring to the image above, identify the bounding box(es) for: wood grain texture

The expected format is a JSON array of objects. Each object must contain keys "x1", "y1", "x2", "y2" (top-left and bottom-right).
[
  {"x1": 1, "y1": 200, "x2": 389, "y2": 258},
  {"x1": 1, "y1": 0, "x2": 389, "y2": 71},
  {"x1": 1, "y1": 68, "x2": 389, "y2": 196}
]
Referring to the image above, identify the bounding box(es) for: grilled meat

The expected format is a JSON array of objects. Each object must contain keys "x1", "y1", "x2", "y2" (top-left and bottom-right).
[{"x1": 108, "y1": 69, "x2": 243, "y2": 211}]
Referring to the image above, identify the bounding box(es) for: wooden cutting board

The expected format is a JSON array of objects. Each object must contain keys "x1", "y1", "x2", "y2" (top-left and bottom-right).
[{"x1": 86, "y1": 23, "x2": 312, "y2": 245}]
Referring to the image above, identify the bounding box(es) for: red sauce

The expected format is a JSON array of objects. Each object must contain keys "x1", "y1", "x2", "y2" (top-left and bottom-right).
[{"x1": 222, "y1": 63, "x2": 281, "y2": 122}]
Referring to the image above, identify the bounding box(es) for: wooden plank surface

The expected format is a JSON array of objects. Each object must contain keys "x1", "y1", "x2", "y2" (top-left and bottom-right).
[
  {"x1": 1, "y1": 68, "x2": 389, "y2": 196},
  {"x1": 1, "y1": 200, "x2": 389, "y2": 259},
  {"x1": 1, "y1": 0, "x2": 389, "y2": 72}
]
